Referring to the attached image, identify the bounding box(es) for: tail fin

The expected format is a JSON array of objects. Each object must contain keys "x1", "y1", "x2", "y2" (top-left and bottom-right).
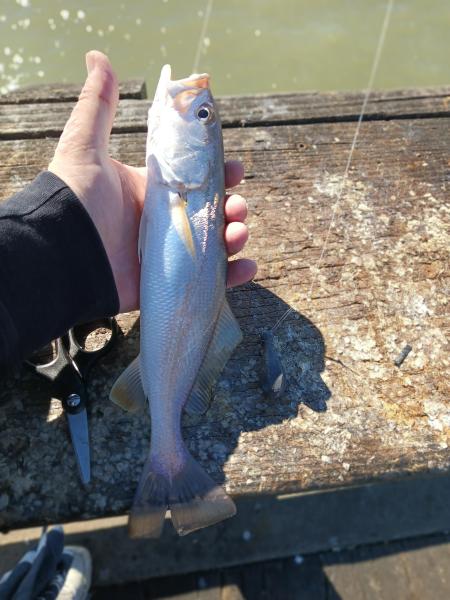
[
  {"x1": 129, "y1": 452, "x2": 236, "y2": 538},
  {"x1": 128, "y1": 462, "x2": 169, "y2": 538}
]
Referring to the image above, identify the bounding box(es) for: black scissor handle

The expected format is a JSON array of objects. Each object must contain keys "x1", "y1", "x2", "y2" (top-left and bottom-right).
[
  {"x1": 26, "y1": 337, "x2": 73, "y2": 381},
  {"x1": 68, "y1": 317, "x2": 118, "y2": 377}
]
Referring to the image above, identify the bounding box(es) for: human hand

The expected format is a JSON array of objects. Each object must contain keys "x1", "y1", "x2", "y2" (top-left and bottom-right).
[{"x1": 48, "y1": 51, "x2": 257, "y2": 313}]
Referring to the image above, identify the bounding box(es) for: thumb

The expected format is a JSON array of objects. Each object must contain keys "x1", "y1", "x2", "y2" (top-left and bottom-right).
[{"x1": 57, "y1": 50, "x2": 119, "y2": 156}]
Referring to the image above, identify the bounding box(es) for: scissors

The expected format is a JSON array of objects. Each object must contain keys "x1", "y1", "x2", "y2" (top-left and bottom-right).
[{"x1": 26, "y1": 317, "x2": 118, "y2": 485}]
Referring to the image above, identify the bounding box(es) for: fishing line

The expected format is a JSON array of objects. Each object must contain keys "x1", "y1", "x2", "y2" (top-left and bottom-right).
[
  {"x1": 139, "y1": 0, "x2": 213, "y2": 84},
  {"x1": 271, "y1": 0, "x2": 395, "y2": 334},
  {"x1": 192, "y1": 0, "x2": 214, "y2": 73}
]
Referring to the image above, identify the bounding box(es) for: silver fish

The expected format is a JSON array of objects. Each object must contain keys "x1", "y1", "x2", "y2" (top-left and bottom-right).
[
  {"x1": 260, "y1": 330, "x2": 286, "y2": 400},
  {"x1": 110, "y1": 65, "x2": 242, "y2": 537}
]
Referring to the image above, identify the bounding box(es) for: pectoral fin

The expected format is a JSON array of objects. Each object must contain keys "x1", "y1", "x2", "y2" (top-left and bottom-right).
[
  {"x1": 185, "y1": 300, "x2": 243, "y2": 415},
  {"x1": 110, "y1": 355, "x2": 146, "y2": 413},
  {"x1": 170, "y1": 193, "x2": 196, "y2": 259}
]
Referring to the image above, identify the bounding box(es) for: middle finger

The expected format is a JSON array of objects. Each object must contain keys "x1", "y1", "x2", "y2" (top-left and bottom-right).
[{"x1": 225, "y1": 194, "x2": 247, "y2": 223}]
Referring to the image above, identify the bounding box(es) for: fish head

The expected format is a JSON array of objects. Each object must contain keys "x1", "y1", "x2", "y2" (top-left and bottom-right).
[{"x1": 146, "y1": 64, "x2": 222, "y2": 191}]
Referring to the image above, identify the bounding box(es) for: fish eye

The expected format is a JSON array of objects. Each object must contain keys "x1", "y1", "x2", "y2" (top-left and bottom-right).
[{"x1": 196, "y1": 105, "x2": 213, "y2": 123}]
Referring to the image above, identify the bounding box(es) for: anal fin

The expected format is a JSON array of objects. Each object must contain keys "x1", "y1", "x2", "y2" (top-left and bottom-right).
[{"x1": 185, "y1": 300, "x2": 242, "y2": 415}]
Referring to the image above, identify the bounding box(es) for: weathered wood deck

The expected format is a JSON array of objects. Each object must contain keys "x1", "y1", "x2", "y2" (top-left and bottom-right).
[{"x1": 0, "y1": 81, "x2": 449, "y2": 565}]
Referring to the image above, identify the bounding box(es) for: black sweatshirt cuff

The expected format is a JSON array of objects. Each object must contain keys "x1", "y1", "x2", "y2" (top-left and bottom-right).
[{"x1": 0, "y1": 171, "x2": 119, "y2": 370}]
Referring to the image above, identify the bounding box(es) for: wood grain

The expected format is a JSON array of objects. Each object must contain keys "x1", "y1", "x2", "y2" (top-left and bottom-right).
[
  {"x1": 1, "y1": 86, "x2": 450, "y2": 139},
  {"x1": 0, "y1": 79, "x2": 147, "y2": 104},
  {"x1": 0, "y1": 87, "x2": 448, "y2": 530}
]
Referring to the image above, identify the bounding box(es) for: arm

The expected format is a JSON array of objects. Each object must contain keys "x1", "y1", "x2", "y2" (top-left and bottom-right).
[
  {"x1": 0, "y1": 172, "x2": 118, "y2": 370},
  {"x1": 0, "y1": 51, "x2": 256, "y2": 372}
]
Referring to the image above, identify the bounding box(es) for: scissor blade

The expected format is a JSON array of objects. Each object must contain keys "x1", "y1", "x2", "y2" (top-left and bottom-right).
[{"x1": 67, "y1": 410, "x2": 91, "y2": 485}]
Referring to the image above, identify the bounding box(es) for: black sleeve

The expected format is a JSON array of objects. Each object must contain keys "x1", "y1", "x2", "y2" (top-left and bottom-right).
[{"x1": 0, "y1": 171, "x2": 120, "y2": 372}]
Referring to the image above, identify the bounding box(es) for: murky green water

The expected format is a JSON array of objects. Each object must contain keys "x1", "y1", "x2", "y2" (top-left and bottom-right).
[{"x1": 1, "y1": 0, "x2": 449, "y2": 97}]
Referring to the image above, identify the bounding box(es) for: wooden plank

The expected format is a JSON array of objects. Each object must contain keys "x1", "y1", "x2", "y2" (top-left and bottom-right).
[
  {"x1": 218, "y1": 86, "x2": 450, "y2": 126},
  {"x1": 0, "y1": 86, "x2": 449, "y2": 139},
  {"x1": 1, "y1": 476, "x2": 450, "y2": 583},
  {"x1": 0, "y1": 109, "x2": 448, "y2": 529},
  {"x1": 90, "y1": 532, "x2": 450, "y2": 599},
  {"x1": 0, "y1": 79, "x2": 147, "y2": 104},
  {"x1": 322, "y1": 535, "x2": 450, "y2": 600},
  {"x1": 82, "y1": 532, "x2": 450, "y2": 598}
]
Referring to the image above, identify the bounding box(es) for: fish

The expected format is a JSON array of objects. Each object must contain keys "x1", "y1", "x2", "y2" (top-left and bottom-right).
[
  {"x1": 260, "y1": 330, "x2": 286, "y2": 400},
  {"x1": 110, "y1": 65, "x2": 243, "y2": 538}
]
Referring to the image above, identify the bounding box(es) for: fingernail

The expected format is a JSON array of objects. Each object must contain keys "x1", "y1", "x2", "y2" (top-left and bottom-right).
[{"x1": 86, "y1": 51, "x2": 97, "y2": 74}]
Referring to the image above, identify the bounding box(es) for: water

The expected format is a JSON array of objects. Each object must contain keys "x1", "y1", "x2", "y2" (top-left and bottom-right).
[{"x1": 0, "y1": 0, "x2": 449, "y2": 97}]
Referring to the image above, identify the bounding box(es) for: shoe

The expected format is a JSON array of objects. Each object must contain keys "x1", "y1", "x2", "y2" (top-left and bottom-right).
[
  {"x1": 39, "y1": 546, "x2": 92, "y2": 600},
  {"x1": 54, "y1": 546, "x2": 92, "y2": 600}
]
